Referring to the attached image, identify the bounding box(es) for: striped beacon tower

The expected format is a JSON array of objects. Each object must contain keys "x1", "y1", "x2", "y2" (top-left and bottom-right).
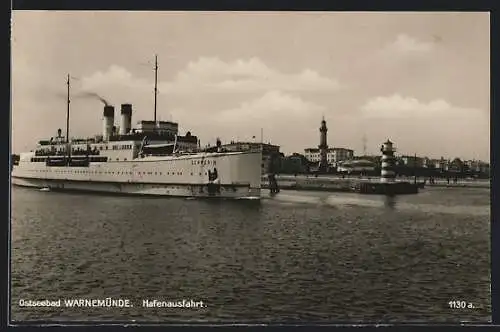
[{"x1": 380, "y1": 140, "x2": 396, "y2": 183}]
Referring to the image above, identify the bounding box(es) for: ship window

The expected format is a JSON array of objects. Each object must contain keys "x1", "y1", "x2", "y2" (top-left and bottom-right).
[
  {"x1": 214, "y1": 161, "x2": 216, "y2": 166},
  {"x1": 124, "y1": 158, "x2": 127, "y2": 161},
  {"x1": 190, "y1": 172, "x2": 193, "y2": 176},
  {"x1": 155, "y1": 172, "x2": 157, "y2": 175},
  {"x1": 116, "y1": 158, "x2": 119, "y2": 161},
  {"x1": 159, "y1": 172, "x2": 162, "y2": 175},
  {"x1": 199, "y1": 173, "x2": 202, "y2": 176}
]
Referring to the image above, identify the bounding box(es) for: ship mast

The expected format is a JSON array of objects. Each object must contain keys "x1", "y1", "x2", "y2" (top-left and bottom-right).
[
  {"x1": 154, "y1": 54, "x2": 158, "y2": 129},
  {"x1": 66, "y1": 74, "x2": 70, "y2": 143}
]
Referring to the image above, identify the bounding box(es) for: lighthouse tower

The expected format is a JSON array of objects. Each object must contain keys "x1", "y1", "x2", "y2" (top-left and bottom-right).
[
  {"x1": 318, "y1": 116, "x2": 329, "y2": 173},
  {"x1": 380, "y1": 140, "x2": 396, "y2": 183}
]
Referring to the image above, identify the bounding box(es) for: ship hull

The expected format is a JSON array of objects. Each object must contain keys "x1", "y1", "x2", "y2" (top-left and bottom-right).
[
  {"x1": 12, "y1": 151, "x2": 262, "y2": 199},
  {"x1": 12, "y1": 176, "x2": 260, "y2": 199}
]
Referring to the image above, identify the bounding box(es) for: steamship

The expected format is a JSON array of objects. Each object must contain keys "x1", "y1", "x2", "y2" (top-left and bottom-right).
[{"x1": 11, "y1": 60, "x2": 262, "y2": 199}]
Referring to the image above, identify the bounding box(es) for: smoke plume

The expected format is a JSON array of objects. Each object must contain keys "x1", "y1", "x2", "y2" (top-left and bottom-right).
[{"x1": 75, "y1": 91, "x2": 111, "y2": 106}]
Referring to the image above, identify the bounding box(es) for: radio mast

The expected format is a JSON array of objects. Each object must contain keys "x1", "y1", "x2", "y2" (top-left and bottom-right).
[{"x1": 362, "y1": 134, "x2": 367, "y2": 156}]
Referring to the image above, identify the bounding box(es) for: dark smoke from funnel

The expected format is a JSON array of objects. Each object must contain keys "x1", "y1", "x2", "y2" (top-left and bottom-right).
[
  {"x1": 54, "y1": 91, "x2": 111, "y2": 106},
  {"x1": 76, "y1": 91, "x2": 111, "y2": 106}
]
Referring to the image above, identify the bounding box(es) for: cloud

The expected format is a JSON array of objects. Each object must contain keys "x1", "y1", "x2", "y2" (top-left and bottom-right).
[
  {"x1": 384, "y1": 33, "x2": 433, "y2": 54},
  {"x1": 81, "y1": 65, "x2": 151, "y2": 92},
  {"x1": 170, "y1": 91, "x2": 326, "y2": 150},
  {"x1": 361, "y1": 94, "x2": 460, "y2": 119},
  {"x1": 81, "y1": 57, "x2": 341, "y2": 95},
  {"x1": 216, "y1": 90, "x2": 325, "y2": 122},
  {"x1": 358, "y1": 94, "x2": 489, "y2": 159}
]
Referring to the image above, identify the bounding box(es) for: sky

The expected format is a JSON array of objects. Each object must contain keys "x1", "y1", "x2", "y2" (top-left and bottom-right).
[{"x1": 11, "y1": 11, "x2": 490, "y2": 161}]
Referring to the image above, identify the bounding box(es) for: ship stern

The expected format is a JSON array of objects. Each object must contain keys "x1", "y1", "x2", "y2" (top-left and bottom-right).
[{"x1": 231, "y1": 150, "x2": 262, "y2": 199}]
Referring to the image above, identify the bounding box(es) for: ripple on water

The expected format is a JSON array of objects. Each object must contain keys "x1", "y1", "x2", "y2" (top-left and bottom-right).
[{"x1": 10, "y1": 186, "x2": 490, "y2": 323}]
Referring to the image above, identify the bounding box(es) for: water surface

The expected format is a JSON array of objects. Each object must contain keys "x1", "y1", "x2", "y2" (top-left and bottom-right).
[{"x1": 11, "y1": 186, "x2": 491, "y2": 323}]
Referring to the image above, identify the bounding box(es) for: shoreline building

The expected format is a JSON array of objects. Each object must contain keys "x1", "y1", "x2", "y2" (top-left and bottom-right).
[
  {"x1": 304, "y1": 147, "x2": 354, "y2": 166},
  {"x1": 337, "y1": 159, "x2": 376, "y2": 174},
  {"x1": 304, "y1": 118, "x2": 354, "y2": 170}
]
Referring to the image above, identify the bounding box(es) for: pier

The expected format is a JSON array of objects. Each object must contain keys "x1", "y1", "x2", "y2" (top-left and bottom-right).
[
  {"x1": 261, "y1": 175, "x2": 487, "y2": 192},
  {"x1": 263, "y1": 139, "x2": 422, "y2": 195}
]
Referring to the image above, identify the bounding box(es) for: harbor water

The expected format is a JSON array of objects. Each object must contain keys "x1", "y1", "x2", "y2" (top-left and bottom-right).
[{"x1": 10, "y1": 185, "x2": 491, "y2": 323}]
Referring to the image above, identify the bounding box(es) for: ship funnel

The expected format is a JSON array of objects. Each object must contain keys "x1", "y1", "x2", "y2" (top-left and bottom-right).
[
  {"x1": 120, "y1": 104, "x2": 132, "y2": 135},
  {"x1": 102, "y1": 105, "x2": 115, "y2": 141}
]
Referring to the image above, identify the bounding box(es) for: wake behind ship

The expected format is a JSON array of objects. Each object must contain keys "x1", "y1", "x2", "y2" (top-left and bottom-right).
[{"x1": 12, "y1": 63, "x2": 262, "y2": 199}]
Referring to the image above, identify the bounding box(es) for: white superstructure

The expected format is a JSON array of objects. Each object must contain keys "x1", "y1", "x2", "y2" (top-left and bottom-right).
[{"x1": 12, "y1": 103, "x2": 262, "y2": 199}]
